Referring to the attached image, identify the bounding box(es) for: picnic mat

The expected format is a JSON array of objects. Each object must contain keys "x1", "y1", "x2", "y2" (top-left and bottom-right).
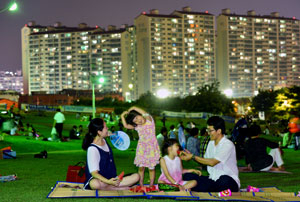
[
  {"x1": 47, "y1": 181, "x2": 300, "y2": 201},
  {"x1": 239, "y1": 167, "x2": 292, "y2": 174}
]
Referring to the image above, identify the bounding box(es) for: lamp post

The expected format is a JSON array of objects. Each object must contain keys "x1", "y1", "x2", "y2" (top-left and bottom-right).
[
  {"x1": 90, "y1": 74, "x2": 105, "y2": 118},
  {"x1": 128, "y1": 83, "x2": 133, "y2": 101},
  {"x1": 0, "y1": 0, "x2": 18, "y2": 13}
]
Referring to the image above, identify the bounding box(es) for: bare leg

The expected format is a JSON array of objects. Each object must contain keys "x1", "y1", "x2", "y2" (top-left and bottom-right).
[
  {"x1": 183, "y1": 180, "x2": 197, "y2": 190},
  {"x1": 149, "y1": 168, "x2": 155, "y2": 187},
  {"x1": 89, "y1": 178, "x2": 134, "y2": 191},
  {"x1": 119, "y1": 173, "x2": 140, "y2": 187},
  {"x1": 138, "y1": 167, "x2": 145, "y2": 186}
]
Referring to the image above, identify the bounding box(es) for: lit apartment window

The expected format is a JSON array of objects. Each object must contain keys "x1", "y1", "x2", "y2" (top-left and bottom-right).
[
  {"x1": 279, "y1": 53, "x2": 287, "y2": 57},
  {"x1": 66, "y1": 55, "x2": 72, "y2": 60},
  {"x1": 255, "y1": 19, "x2": 262, "y2": 23},
  {"x1": 44, "y1": 34, "x2": 48, "y2": 38},
  {"x1": 81, "y1": 45, "x2": 88, "y2": 50},
  {"x1": 65, "y1": 33, "x2": 71, "y2": 37},
  {"x1": 187, "y1": 15, "x2": 194, "y2": 19},
  {"x1": 172, "y1": 19, "x2": 178, "y2": 23},
  {"x1": 112, "y1": 48, "x2": 119, "y2": 53},
  {"x1": 111, "y1": 34, "x2": 121, "y2": 38}
]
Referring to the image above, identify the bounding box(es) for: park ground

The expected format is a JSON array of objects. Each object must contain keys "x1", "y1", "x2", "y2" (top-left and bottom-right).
[{"x1": 0, "y1": 111, "x2": 299, "y2": 202}]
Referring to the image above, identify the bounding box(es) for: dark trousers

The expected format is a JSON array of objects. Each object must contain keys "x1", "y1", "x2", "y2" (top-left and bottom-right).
[
  {"x1": 55, "y1": 123, "x2": 63, "y2": 140},
  {"x1": 183, "y1": 173, "x2": 239, "y2": 192}
]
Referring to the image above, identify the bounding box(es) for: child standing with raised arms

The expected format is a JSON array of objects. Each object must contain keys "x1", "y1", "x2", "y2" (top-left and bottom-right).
[{"x1": 121, "y1": 106, "x2": 160, "y2": 189}]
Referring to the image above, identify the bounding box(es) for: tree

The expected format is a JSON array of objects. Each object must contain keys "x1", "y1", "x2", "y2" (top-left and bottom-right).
[
  {"x1": 251, "y1": 90, "x2": 277, "y2": 113},
  {"x1": 184, "y1": 81, "x2": 234, "y2": 115},
  {"x1": 273, "y1": 87, "x2": 300, "y2": 119}
]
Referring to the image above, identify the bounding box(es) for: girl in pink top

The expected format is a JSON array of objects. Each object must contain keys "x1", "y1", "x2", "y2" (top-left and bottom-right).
[
  {"x1": 121, "y1": 106, "x2": 160, "y2": 188},
  {"x1": 158, "y1": 139, "x2": 201, "y2": 191}
]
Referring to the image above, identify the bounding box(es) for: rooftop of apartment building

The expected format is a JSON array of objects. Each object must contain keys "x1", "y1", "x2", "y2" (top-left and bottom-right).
[
  {"x1": 27, "y1": 21, "x2": 132, "y2": 36},
  {"x1": 135, "y1": 6, "x2": 214, "y2": 19},
  {"x1": 219, "y1": 8, "x2": 298, "y2": 21}
]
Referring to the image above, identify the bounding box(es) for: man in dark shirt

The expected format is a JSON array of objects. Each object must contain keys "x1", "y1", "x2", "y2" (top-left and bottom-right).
[{"x1": 244, "y1": 124, "x2": 284, "y2": 171}]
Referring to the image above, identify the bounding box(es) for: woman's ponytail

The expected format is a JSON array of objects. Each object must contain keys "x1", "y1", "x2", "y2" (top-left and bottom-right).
[{"x1": 82, "y1": 118, "x2": 104, "y2": 150}]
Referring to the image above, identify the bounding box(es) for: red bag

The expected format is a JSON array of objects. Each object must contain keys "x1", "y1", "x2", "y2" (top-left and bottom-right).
[{"x1": 66, "y1": 162, "x2": 86, "y2": 183}]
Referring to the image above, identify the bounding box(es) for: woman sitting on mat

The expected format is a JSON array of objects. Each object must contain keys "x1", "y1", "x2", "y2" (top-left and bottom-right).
[
  {"x1": 82, "y1": 118, "x2": 139, "y2": 190},
  {"x1": 158, "y1": 139, "x2": 201, "y2": 191}
]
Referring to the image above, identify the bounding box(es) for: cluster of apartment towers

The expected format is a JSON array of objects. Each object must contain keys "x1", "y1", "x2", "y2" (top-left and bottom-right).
[{"x1": 21, "y1": 7, "x2": 300, "y2": 100}]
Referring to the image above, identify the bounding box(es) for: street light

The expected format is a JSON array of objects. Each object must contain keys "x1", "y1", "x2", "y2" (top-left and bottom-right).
[
  {"x1": 224, "y1": 89, "x2": 233, "y2": 97},
  {"x1": 9, "y1": 2, "x2": 17, "y2": 11},
  {"x1": 90, "y1": 74, "x2": 105, "y2": 118},
  {"x1": 156, "y1": 88, "x2": 170, "y2": 99},
  {"x1": 0, "y1": 0, "x2": 18, "y2": 13},
  {"x1": 128, "y1": 83, "x2": 133, "y2": 101}
]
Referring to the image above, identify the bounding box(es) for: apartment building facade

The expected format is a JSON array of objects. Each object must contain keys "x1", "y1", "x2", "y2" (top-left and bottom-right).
[
  {"x1": 21, "y1": 22, "x2": 134, "y2": 99},
  {"x1": 135, "y1": 7, "x2": 216, "y2": 97},
  {"x1": 217, "y1": 9, "x2": 300, "y2": 97}
]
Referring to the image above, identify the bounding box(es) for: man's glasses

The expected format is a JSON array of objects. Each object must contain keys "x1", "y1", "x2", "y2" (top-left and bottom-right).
[{"x1": 206, "y1": 129, "x2": 215, "y2": 133}]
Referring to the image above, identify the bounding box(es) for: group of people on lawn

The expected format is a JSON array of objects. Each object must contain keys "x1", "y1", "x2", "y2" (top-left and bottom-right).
[{"x1": 82, "y1": 106, "x2": 285, "y2": 192}]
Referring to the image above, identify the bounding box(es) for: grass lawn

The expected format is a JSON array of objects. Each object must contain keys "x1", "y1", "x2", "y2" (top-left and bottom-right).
[{"x1": 0, "y1": 111, "x2": 299, "y2": 202}]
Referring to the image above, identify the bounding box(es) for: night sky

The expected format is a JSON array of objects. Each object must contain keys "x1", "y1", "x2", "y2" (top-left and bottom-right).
[{"x1": 0, "y1": 0, "x2": 300, "y2": 71}]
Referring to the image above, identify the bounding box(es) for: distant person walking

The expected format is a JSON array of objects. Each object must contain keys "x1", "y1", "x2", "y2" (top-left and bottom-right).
[{"x1": 53, "y1": 108, "x2": 65, "y2": 141}]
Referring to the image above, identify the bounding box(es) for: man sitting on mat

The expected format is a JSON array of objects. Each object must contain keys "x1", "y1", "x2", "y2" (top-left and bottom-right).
[
  {"x1": 181, "y1": 116, "x2": 240, "y2": 192},
  {"x1": 244, "y1": 124, "x2": 285, "y2": 172}
]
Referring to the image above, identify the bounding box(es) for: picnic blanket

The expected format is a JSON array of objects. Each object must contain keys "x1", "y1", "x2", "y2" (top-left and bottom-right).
[
  {"x1": 47, "y1": 181, "x2": 300, "y2": 201},
  {"x1": 239, "y1": 167, "x2": 292, "y2": 174}
]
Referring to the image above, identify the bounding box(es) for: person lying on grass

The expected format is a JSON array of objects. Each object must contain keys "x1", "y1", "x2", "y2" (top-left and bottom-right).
[
  {"x1": 158, "y1": 139, "x2": 201, "y2": 191},
  {"x1": 82, "y1": 118, "x2": 139, "y2": 190}
]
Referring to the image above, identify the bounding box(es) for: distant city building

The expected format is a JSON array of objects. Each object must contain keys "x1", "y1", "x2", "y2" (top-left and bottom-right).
[
  {"x1": 135, "y1": 7, "x2": 216, "y2": 97},
  {"x1": 21, "y1": 8, "x2": 300, "y2": 100},
  {"x1": 217, "y1": 9, "x2": 300, "y2": 97},
  {"x1": 21, "y1": 21, "x2": 135, "y2": 100},
  {"x1": 0, "y1": 70, "x2": 23, "y2": 94}
]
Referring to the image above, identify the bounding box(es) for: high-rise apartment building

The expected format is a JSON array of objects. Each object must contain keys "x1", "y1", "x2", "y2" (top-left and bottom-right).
[
  {"x1": 21, "y1": 22, "x2": 134, "y2": 99},
  {"x1": 135, "y1": 7, "x2": 216, "y2": 97},
  {"x1": 217, "y1": 9, "x2": 300, "y2": 97},
  {"x1": 89, "y1": 25, "x2": 135, "y2": 100}
]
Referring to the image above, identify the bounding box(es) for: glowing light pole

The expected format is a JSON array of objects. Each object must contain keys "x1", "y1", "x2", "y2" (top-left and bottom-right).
[
  {"x1": 128, "y1": 83, "x2": 133, "y2": 101},
  {"x1": 0, "y1": 0, "x2": 18, "y2": 13},
  {"x1": 224, "y1": 89, "x2": 233, "y2": 97},
  {"x1": 156, "y1": 88, "x2": 170, "y2": 99},
  {"x1": 90, "y1": 75, "x2": 105, "y2": 118}
]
